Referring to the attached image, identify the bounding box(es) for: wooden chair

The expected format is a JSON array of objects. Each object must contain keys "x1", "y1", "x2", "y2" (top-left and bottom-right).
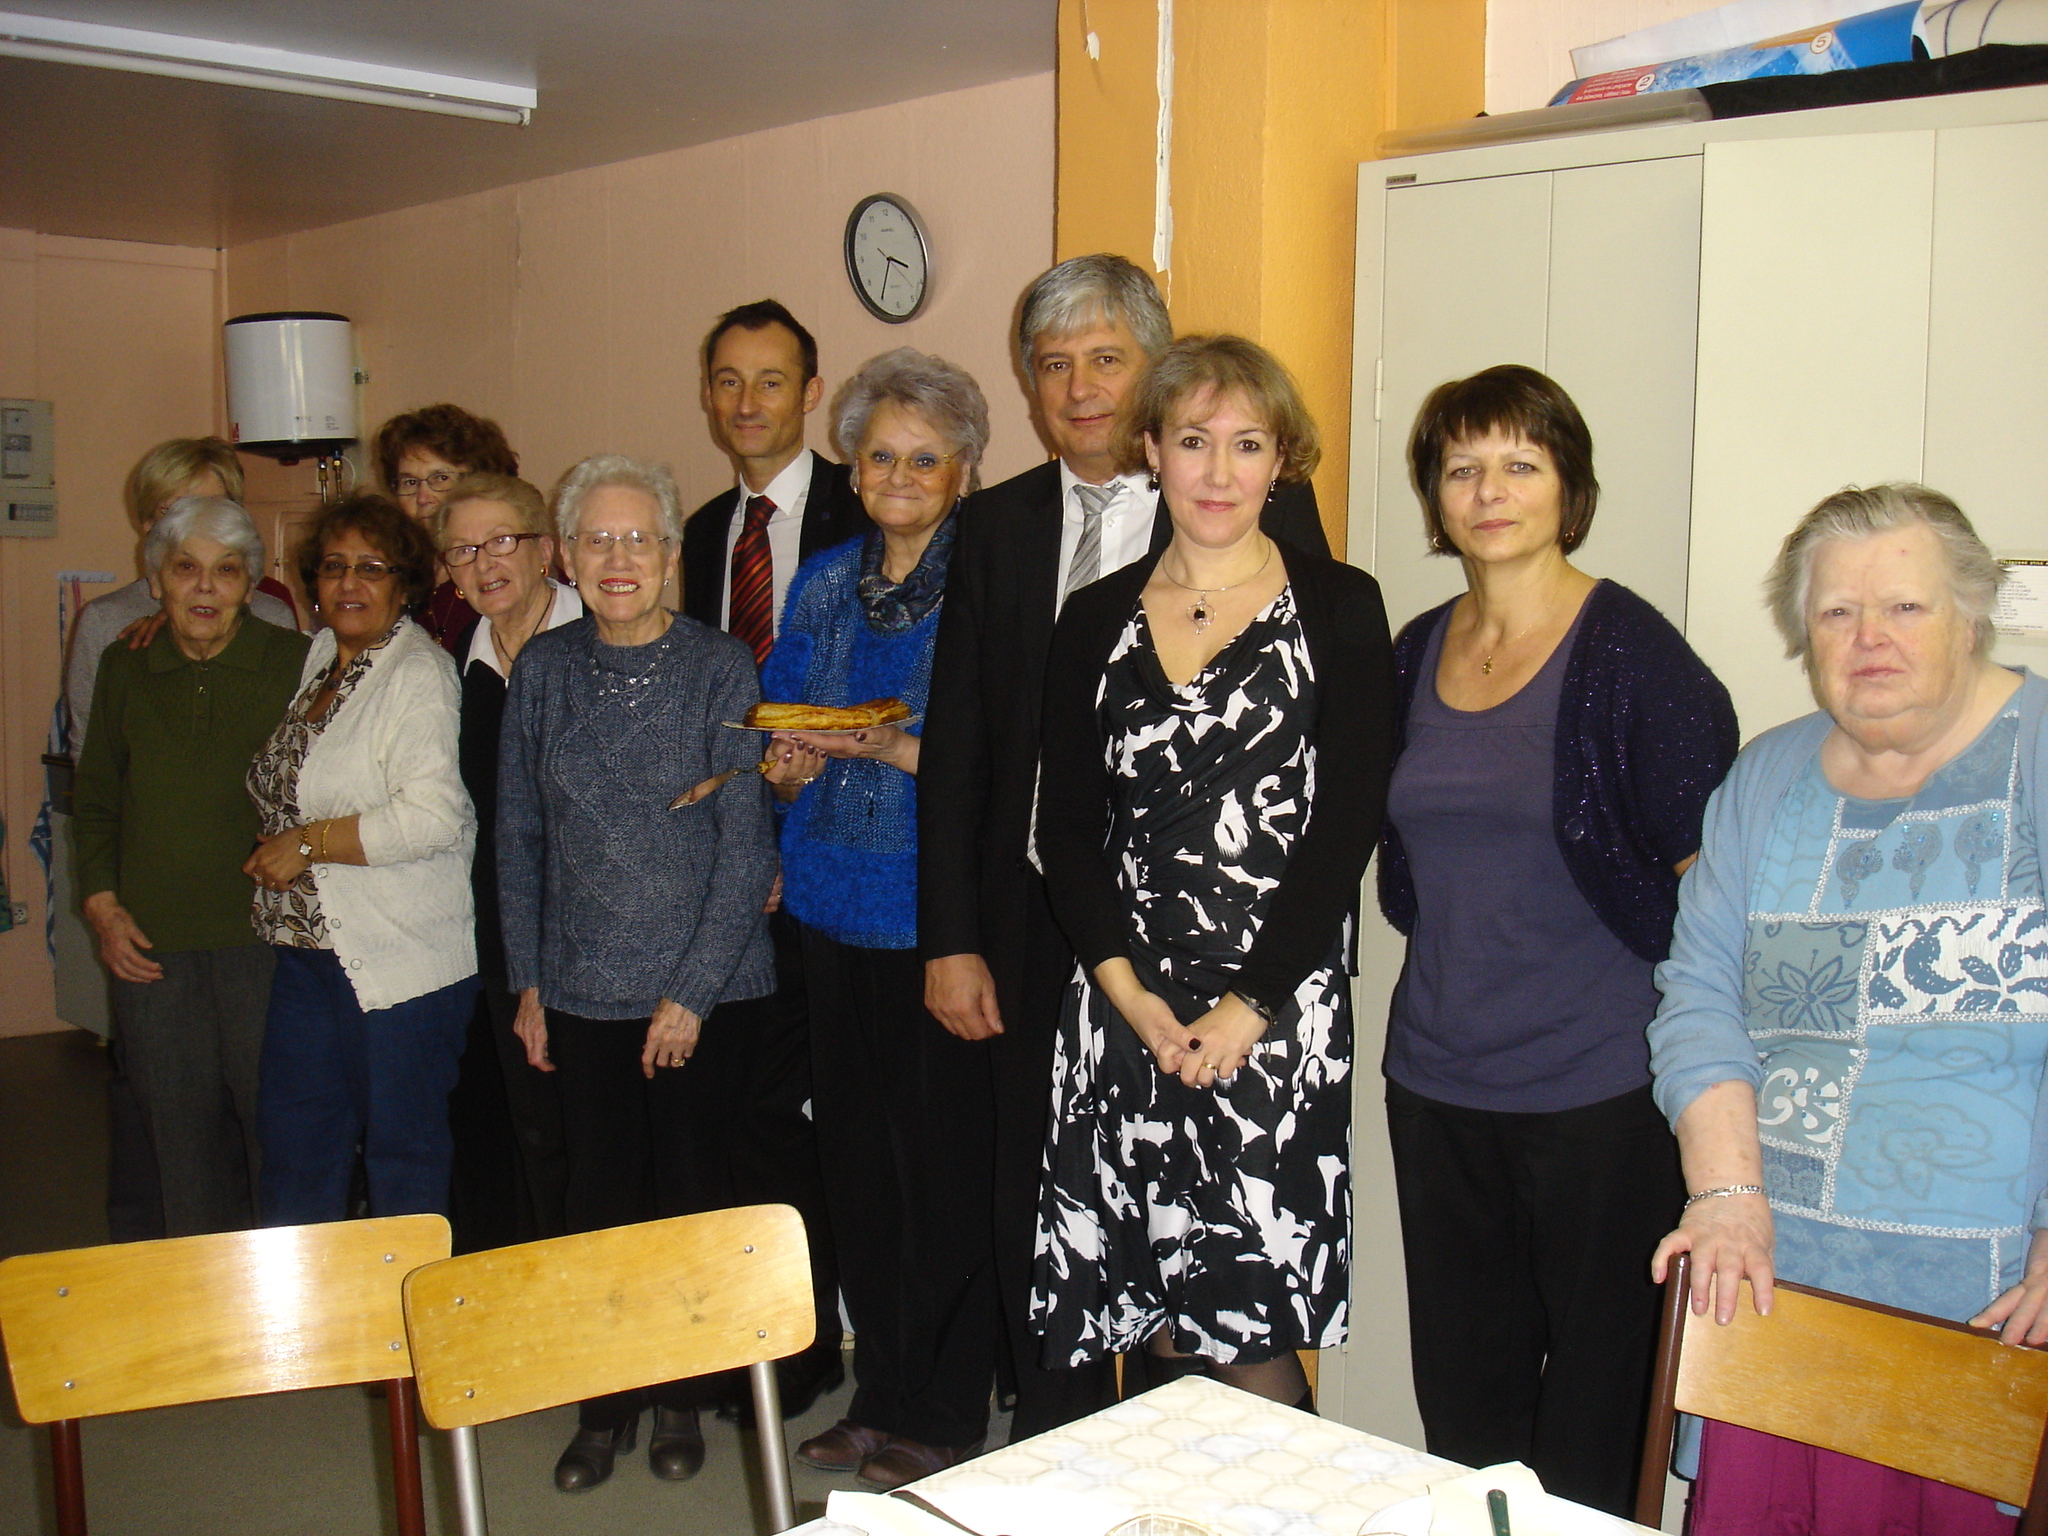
[
  {"x1": 1636, "y1": 1251, "x2": 2048, "y2": 1532},
  {"x1": 403, "y1": 1203, "x2": 815, "y2": 1534},
  {"x1": 0, "y1": 1214, "x2": 450, "y2": 1536}
]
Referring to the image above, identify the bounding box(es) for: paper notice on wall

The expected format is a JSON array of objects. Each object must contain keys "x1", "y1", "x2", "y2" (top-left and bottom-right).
[{"x1": 1994, "y1": 557, "x2": 2048, "y2": 636}]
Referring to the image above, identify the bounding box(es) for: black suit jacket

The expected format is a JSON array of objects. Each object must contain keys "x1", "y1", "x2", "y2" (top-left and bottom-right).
[
  {"x1": 680, "y1": 448, "x2": 871, "y2": 629},
  {"x1": 916, "y1": 461, "x2": 1329, "y2": 1019}
]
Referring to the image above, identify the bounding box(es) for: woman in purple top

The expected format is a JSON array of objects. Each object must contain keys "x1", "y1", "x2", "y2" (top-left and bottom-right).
[{"x1": 1377, "y1": 366, "x2": 1737, "y2": 1515}]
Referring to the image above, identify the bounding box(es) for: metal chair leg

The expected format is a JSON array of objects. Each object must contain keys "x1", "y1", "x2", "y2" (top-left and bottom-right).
[
  {"x1": 449, "y1": 1423, "x2": 488, "y2": 1536},
  {"x1": 50, "y1": 1420, "x2": 87, "y2": 1536},
  {"x1": 750, "y1": 1358, "x2": 795, "y2": 1531},
  {"x1": 385, "y1": 1378, "x2": 427, "y2": 1536}
]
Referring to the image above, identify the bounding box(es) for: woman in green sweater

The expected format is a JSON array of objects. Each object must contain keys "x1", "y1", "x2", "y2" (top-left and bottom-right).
[{"x1": 73, "y1": 495, "x2": 309, "y2": 1236}]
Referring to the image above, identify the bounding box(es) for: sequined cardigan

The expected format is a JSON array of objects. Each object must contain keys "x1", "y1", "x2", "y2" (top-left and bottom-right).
[{"x1": 1376, "y1": 580, "x2": 1738, "y2": 964}]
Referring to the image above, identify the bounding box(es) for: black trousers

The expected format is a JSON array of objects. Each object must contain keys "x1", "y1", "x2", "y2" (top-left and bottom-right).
[
  {"x1": 989, "y1": 888, "x2": 1117, "y2": 1439},
  {"x1": 1385, "y1": 1078, "x2": 1683, "y2": 1517},
  {"x1": 447, "y1": 980, "x2": 569, "y2": 1252},
  {"x1": 806, "y1": 928, "x2": 996, "y2": 1448},
  {"x1": 548, "y1": 1003, "x2": 748, "y2": 1429}
]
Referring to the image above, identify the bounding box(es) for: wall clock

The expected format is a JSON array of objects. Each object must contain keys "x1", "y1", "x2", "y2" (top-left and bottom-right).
[{"x1": 844, "y1": 193, "x2": 931, "y2": 323}]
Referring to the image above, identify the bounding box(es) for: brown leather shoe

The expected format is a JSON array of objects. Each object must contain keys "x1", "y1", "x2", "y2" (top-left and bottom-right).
[
  {"x1": 795, "y1": 1417, "x2": 892, "y2": 1472},
  {"x1": 856, "y1": 1435, "x2": 986, "y2": 1491}
]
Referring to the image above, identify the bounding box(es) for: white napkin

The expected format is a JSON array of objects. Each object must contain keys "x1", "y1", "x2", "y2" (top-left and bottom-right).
[
  {"x1": 826, "y1": 1484, "x2": 1128, "y2": 1536},
  {"x1": 1428, "y1": 1462, "x2": 1547, "y2": 1536}
]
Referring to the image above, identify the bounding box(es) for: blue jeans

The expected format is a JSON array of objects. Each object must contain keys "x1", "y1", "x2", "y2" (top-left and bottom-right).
[{"x1": 259, "y1": 946, "x2": 477, "y2": 1225}]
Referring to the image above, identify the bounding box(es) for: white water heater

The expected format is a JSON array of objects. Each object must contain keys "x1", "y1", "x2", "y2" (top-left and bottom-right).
[{"x1": 223, "y1": 312, "x2": 357, "y2": 460}]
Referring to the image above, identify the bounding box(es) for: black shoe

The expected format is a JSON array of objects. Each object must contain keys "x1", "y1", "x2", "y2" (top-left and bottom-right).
[
  {"x1": 554, "y1": 1419, "x2": 636, "y2": 1492},
  {"x1": 649, "y1": 1406, "x2": 706, "y2": 1482},
  {"x1": 719, "y1": 1347, "x2": 846, "y2": 1427}
]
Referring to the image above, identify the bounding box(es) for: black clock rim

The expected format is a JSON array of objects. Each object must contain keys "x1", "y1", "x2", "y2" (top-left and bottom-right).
[{"x1": 843, "y1": 192, "x2": 930, "y2": 325}]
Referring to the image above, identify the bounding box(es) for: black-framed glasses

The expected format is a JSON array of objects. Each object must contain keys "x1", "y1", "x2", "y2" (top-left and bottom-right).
[
  {"x1": 395, "y1": 469, "x2": 459, "y2": 496},
  {"x1": 441, "y1": 531, "x2": 543, "y2": 567},
  {"x1": 564, "y1": 529, "x2": 671, "y2": 555},
  {"x1": 316, "y1": 557, "x2": 394, "y2": 583}
]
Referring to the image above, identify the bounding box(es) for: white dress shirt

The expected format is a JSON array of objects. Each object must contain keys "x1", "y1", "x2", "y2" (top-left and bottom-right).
[
  {"x1": 1054, "y1": 465, "x2": 1157, "y2": 615},
  {"x1": 462, "y1": 579, "x2": 583, "y2": 680},
  {"x1": 718, "y1": 452, "x2": 815, "y2": 634}
]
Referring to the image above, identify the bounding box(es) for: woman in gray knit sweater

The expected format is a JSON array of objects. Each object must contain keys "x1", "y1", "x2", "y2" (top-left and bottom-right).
[{"x1": 497, "y1": 454, "x2": 777, "y2": 1494}]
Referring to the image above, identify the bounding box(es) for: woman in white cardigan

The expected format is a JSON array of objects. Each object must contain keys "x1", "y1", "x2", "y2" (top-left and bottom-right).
[{"x1": 245, "y1": 494, "x2": 478, "y2": 1223}]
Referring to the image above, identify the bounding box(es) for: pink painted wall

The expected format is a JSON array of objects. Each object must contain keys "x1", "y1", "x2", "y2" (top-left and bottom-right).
[
  {"x1": 227, "y1": 72, "x2": 1058, "y2": 518},
  {"x1": 0, "y1": 230, "x2": 225, "y2": 1038}
]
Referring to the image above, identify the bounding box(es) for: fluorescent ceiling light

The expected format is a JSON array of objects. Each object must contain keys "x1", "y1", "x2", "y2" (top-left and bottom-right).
[{"x1": 0, "y1": 11, "x2": 536, "y2": 125}]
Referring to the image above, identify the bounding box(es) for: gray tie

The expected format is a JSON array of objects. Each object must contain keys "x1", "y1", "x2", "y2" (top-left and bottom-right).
[{"x1": 1063, "y1": 482, "x2": 1116, "y2": 603}]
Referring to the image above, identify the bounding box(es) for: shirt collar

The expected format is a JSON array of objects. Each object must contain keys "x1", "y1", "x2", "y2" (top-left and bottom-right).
[
  {"x1": 741, "y1": 451, "x2": 814, "y2": 522},
  {"x1": 465, "y1": 579, "x2": 582, "y2": 679},
  {"x1": 1056, "y1": 462, "x2": 1152, "y2": 524},
  {"x1": 145, "y1": 609, "x2": 275, "y2": 673}
]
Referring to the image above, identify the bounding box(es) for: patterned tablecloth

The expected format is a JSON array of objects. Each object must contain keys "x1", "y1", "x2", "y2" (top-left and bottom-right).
[{"x1": 792, "y1": 1375, "x2": 1464, "y2": 1535}]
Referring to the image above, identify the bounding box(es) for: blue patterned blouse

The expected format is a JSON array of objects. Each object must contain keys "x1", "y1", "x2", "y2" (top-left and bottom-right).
[{"x1": 1744, "y1": 702, "x2": 2046, "y2": 1318}]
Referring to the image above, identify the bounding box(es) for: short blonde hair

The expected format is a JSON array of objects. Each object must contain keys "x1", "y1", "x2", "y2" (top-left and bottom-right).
[
  {"x1": 124, "y1": 437, "x2": 244, "y2": 532},
  {"x1": 432, "y1": 473, "x2": 550, "y2": 543},
  {"x1": 1112, "y1": 334, "x2": 1320, "y2": 483}
]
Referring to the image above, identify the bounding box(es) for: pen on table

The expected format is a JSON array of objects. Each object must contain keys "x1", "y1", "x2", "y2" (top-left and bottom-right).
[{"x1": 1486, "y1": 1487, "x2": 1512, "y2": 1536}]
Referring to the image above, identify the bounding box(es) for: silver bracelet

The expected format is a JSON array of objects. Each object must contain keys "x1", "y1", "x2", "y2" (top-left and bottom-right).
[{"x1": 1685, "y1": 1184, "x2": 1765, "y2": 1207}]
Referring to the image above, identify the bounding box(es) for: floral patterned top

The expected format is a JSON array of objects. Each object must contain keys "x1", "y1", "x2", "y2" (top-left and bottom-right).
[
  {"x1": 1743, "y1": 700, "x2": 2046, "y2": 1319},
  {"x1": 246, "y1": 626, "x2": 396, "y2": 948}
]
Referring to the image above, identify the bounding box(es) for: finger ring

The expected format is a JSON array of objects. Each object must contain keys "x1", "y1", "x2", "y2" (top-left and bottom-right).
[{"x1": 1187, "y1": 1036, "x2": 1203, "y2": 1050}]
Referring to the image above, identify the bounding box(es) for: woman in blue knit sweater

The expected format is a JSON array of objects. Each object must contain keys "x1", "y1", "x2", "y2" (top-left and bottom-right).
[{"x1": 759, "y1": 348, "x2": 995, "y2": 1493}]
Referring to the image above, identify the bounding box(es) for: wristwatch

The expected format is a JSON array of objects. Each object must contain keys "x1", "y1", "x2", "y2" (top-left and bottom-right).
[
  {"x1": 1232, "y1": 989, "x2": 1279, "y2": 1026},
  {"x1": 297, "y1": 829, "x2": 316, "y2": 860}
]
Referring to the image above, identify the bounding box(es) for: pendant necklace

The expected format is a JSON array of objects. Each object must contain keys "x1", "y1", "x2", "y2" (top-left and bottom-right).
[
  {"x1": 1157, "y1": 542, "x2": 1274, "y2": 632},
  {"x1": 1478, "y1": 613, "x2": 1547, "y2": 674}
]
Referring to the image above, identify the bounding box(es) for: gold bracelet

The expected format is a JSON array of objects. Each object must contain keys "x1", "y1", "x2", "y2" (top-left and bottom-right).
[{"x1": 318, "y1": 820, "x2": 331, "y2": 862}]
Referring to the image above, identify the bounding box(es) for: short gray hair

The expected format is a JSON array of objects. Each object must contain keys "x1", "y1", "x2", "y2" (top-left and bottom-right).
[
  {"x1": 143, "y1": 496, "x2": 265, "y2": 580},
  {"x1": 1765, "y1": 482, "x2": 2006, "y2": 660},
  {"x1": 551, "y1": 454, "x2": 684, "y2": 544},
  {"x1": 831, "y1": 348, "x2": 991, "y2": 494},
  {"x1": 1015, "y1": 253, "x2": 1172, "y2": 373}
]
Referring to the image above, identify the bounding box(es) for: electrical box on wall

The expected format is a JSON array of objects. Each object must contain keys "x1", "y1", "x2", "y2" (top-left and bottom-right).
[{"x1": 2, "y1": 398, "x2": 56, "y2": 537}]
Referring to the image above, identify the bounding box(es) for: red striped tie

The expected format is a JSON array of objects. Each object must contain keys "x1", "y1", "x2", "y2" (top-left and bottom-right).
[{"x1": 728, "y1": 493, "x2": 776, "y2": 665}]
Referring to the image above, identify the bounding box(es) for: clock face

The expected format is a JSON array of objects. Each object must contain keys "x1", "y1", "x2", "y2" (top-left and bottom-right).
[{"x1": 844, "y1": 194, "x2": 930, "y2": 323}]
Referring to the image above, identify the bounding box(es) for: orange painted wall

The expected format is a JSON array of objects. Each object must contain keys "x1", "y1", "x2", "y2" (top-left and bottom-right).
[
  {"x1": 228, "y1": 73, "x2": 1058, "y2": 518},
  {"x1": 0, "y1": 231, "x2": 224, "y2": 1037}
]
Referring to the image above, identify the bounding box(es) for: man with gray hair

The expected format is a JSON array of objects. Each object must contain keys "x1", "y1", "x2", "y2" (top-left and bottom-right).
[{"x1": 918, "y1": 254, "x2": 1329, "y2": 1437}]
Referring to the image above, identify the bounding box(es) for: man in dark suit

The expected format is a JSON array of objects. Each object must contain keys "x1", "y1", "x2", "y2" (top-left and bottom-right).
[
  {"x1": 918, "y1": 255, "x2": 1331, "y2": 1439},
  {"x1": 681, "y1": 299, "x2": 868, "y2": 1422}
]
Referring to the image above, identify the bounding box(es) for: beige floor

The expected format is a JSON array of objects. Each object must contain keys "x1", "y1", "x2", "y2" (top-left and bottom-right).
[{"x1": 0, "y1": 1027, "x2": 996, "y2": 1536}]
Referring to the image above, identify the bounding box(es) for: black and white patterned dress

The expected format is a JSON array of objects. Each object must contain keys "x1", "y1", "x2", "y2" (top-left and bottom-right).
[{"x1": 1031, "y1": 587, "x2": 1352, "y2": 1367}]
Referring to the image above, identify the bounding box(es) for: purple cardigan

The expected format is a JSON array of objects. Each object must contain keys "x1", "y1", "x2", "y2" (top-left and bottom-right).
[{"x1": 1376, "y1": 581, "x2": 1737, "y2": 963}]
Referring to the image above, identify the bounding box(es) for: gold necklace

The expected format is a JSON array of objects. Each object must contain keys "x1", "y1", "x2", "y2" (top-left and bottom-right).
[
  {"x1": 1477, "y1": 613, "x2": 1548, "y2": 674},
  {"x1": 1157, "y1": 542, "x2": 1274, "y2": 632}
]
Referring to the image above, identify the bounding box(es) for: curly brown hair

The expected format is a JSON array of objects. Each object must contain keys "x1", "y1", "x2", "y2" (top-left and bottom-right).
[
  {"x1": 373, "y1": 404, "x2": 519, "y2": 492},
  {"x1": 297, "y1": 493, "x2": 440, "y2": 614}
]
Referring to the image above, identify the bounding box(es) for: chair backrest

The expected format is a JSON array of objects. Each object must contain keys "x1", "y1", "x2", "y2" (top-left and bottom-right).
[
  {"x1": 1659, "y1": 1256, "x2": 2048, "y2": 1507},
  {"x1": 403, "y1": 1203, "x2": 814, "y2": 1429},
  {"x1": 0, "y1": 1214, "x2": 450, "y2": 1423}
]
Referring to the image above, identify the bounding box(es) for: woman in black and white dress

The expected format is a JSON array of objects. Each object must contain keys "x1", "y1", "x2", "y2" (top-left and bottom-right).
[{"x1": 1034, "y1": 335, "x2": 1395, "y2": 1406}]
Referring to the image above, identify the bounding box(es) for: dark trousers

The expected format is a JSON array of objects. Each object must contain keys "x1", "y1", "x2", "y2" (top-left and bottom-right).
[
  {"x1": 109, "y1": 945, "x2": 272, "y2": 1237},
  {"x1": 448, "y1": 980, "x2": 568, "y2": 1251},
  {"x1": 806, "y1": 928, "x2": 997, "y2": 1448},
  {"x1": 990, "y1": 890, "x2": 1118, "y2": 1439},
  {"x1": 258, "y1": 947, "x2": 475, "y2": 1225},
  {"x1": 549, "y1": 1002, "x2": 752, "y2": 1429},
  {"x1": 1385, "y1": 1078, "x2": 1683, "y2": 1517}
]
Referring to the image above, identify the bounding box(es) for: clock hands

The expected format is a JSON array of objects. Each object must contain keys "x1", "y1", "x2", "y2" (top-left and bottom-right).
[{"x1": 878, "y1": 253, "x2": 908, "y2": 306}]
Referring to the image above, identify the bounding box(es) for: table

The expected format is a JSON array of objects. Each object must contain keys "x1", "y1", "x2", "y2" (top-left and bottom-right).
[{"x1": 793, "y1": 1375, "x2": 1482, "y2": 1535}]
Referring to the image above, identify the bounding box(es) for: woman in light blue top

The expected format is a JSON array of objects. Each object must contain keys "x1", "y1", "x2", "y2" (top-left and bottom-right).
[{"x1": 1647, "y1": 483, "x2": 2048, "y2": 1533}]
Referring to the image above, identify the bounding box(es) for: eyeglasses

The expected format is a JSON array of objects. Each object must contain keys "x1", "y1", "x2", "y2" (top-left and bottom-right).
[
  {"x1": 441, "y1": 531, "x2": 542, "y2": 566},
  {"x1": 316, "y1": 557, "x2": 394, "y2": 583},
  {"x1": 859, "y1": 448, "x2": 958, "y2": 480},
  {"x1": 395, "y1": 469, "x2": 459, "y2": 496},
  {"x1": 564, "y1": 529, "x2": 671, "y2": 554}
]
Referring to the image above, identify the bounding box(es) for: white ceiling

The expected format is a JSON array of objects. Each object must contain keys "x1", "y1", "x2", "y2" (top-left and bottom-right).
[{"x1": 1, "y1": 0, "x2": 1054, "y2": 248}]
